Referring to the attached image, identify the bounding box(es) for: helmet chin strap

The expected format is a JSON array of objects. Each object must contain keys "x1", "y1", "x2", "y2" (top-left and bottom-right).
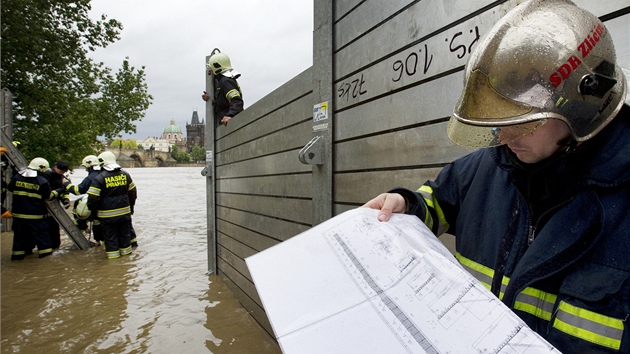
[{"x1": 557, "y1": 136, "x2": 578, "y2": 153}]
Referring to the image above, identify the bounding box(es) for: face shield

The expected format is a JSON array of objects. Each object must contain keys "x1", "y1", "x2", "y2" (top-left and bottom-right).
[{"x1": 448, "y1": 69, "x2": 550, "y2": 147}]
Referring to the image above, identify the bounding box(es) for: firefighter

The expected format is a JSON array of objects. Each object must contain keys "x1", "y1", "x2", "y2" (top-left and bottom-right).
[
  {"x1": 363, "y1": 0, "x2": 629, "y2": 352},
  {"x1": 87, "y1": 151, "x2": 137, "y2": 259},
  {"x1": 65, "y1": 155, "x2": 104, "y2": 245},
  {"x1": 65, "y1": 155, "x2": 100, "y2": 195},
  {"x1": 43, "y1": 160, "x2": 71, "y2": 249},
  {"x1": 201, "y1": 51, "x2": 244, "y2": 127},
  {"x1": 7, "y1": 157, "x2": 63, "y2": 259}
]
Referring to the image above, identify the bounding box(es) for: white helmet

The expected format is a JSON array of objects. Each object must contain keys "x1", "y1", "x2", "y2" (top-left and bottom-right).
[
  {"x1": 27, "y1": 157, "x2": 50, "y2": 172},
  {"x1": 98, "y1": 151, "x2": 117, "y2": 166},
  {"x1": 81, "y1": 155, "x2": 99, "y2": 168},
  {"x1": 448, "y1": 0, "x2": 627, "y2": 147},
  {"x1": 206, "y1": 52, "x2": 233, "y2": 75},
  {"x1": 75, "y1": 197, "x2": 91, "y2": 219}
]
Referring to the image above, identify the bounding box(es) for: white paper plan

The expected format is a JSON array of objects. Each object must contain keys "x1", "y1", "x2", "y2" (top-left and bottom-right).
[{"x1": 246, "y1": 208, "x2": 560, "y2": 354}]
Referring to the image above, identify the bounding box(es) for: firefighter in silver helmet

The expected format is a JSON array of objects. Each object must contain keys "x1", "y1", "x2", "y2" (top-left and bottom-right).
[
  {"x1": 201, "y1": 51, "x2": 244, "y2": 127},
  {"x1": 364, "y1": 0, "x2": 630, "y2": 352}
]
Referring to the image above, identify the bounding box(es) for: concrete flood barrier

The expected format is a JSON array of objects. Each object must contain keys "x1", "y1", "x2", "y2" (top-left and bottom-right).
[{"x1": 203, "y1": 0, "x2": 630, "y2": 337}]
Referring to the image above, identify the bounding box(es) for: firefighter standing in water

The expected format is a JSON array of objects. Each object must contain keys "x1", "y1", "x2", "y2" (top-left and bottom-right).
[
  {"x1": 7, "y1": 158, "x2": 63, "y2": 259},
  {"x1": 201, "y1": 51, "x2": 244, "y2": 127},
  {"x1": 87, "y1": 151, "x2": 137, "y2": 259},
  {"x1": 43, "y1": 160, "x2": 71, "y2": 249},
  {"x1": 64, "y1": 155, "x2": 104, "y2": 245}
]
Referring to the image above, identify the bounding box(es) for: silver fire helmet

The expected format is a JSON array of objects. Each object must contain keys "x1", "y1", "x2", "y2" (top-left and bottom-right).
[{"x1": 448, "y1": 0, "x2": 627, "y2": 147}]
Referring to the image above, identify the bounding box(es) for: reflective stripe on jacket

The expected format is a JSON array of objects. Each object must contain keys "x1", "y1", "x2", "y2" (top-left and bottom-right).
[
  {"x1": 87, "y1": 168, "x2": 136, "y2": 221},
  {"x1": 398, "y1": 105, "x2": 630, "y2": 353},
  {"x1": 7, "y1": 173, "x2": 56, "y2": 217}
]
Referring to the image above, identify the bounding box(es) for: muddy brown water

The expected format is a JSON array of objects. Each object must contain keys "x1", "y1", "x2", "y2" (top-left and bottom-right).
[{"x1": 1, "y1": 166, "x2": 281, "y2": 354}]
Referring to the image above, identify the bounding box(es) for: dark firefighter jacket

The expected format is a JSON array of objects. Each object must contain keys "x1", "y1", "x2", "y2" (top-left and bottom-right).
[
  {"x1": 213, "y1": 74, "x2": 243, "y2": 126},
  {"x1": 43, "y1": 169, "x2": 69, "y2": 201},
  {"x1": 66, "y1": 167, "x2": 100, "y2": 195},
  {"x1": 87, "y1": 167, "x2": 136, "y2": 222},
  {"x1": 393, "y1": 104, "x2": 630, "y2": 353},
  {"x1": 7, "y1": 172, "x2": 58, "y2": 218}
]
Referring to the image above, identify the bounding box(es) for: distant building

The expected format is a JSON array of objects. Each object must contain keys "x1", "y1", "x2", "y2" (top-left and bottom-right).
[
  {"x1": 136, "y1": 137, "x2": 171, "y2": 152},
  {"x1": 186, "y1": 111, "x2": 205, "y2": 152},
  {"x1": 163, "y1": 119, "x2": 183, "y2": 142},
  {"x1": 162, "y1": 119, "x2": 187, "y2": 151}
]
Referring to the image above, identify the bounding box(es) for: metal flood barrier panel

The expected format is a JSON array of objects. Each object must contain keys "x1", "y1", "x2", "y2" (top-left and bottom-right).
[{"x1": 205, "y1": 0, "x2": 630, "y2": 337}]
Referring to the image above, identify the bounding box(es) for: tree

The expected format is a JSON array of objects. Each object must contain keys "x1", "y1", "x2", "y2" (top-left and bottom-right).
[
  {"x1": 1, "y1": 0, "x2": 153, "y2": 166},
  {"x1": 110, "y1": 138, "x2": 138, "y2": 149},
  {"x1": 191, "y1": 145, "x2": 206, "y2": 162},
  {"x1": 171, "y1": 145, "x2": 190, "y2": 163}
]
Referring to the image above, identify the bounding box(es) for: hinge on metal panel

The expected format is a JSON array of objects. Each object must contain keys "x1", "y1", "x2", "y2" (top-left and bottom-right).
[
  {"x1": 298, "y1": 136, "x2": 324, "y2": 165},
  {"x1": 200, "y1": 166, "x2": 212, "y2": 177}
]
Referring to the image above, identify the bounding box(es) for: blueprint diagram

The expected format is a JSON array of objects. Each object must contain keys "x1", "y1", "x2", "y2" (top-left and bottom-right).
[{"x1": 246, "y1": 208, "x2": 560, "y2": 354}]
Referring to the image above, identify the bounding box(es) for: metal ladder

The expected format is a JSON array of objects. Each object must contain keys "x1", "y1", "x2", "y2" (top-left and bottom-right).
[{"x1": 1, "y1": 130, "x2": 92, "y2": 250}]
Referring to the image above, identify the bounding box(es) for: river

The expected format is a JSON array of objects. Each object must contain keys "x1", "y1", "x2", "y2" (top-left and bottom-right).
[{"x1": 1, "y1": 166, "x2": 281, "y2": 354}]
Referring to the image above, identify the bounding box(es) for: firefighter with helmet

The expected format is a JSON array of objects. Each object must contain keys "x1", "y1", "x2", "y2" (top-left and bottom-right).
[
  {"x1": 87, "y1": 151, "x2": 137, "y2": 259},
  {"x1": 7, "y1": 157, "x2": 64, "y2": 259},
  {"x1": 363, "y1": 0, "x2": 630, "y2": 352},
  {"x1": 201, "y1": 51, "x2": 244, "y2": 127},
  {"x1": 65, "y1": 154, "x2": 104, "y2": 245},
  {"x1": 65, "y1": 155, "x2": 101, "y2": 196},
  {"x1": 95, "y1": 151, "x2": 139, "y2": 247}
]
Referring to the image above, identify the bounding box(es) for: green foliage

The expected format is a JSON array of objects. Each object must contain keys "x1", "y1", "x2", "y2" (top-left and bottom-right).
[
  {"x1": 170, "y1": 145, "x2": 190, "y2": 163},
  {"x1": 1, "y1": 0, "x2": 153, "y2": 167},
  {"x1": 110, "y1": 138, "x2": 138, "y2": 149},
  {"x1": 191, "y1": 145, "x2": 206, "y2": 162}
]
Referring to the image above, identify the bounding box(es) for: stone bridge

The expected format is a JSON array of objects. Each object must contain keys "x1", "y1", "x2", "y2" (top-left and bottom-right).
[{"x1": 104, "y1": 147, "x2": 177, "y2": 168}]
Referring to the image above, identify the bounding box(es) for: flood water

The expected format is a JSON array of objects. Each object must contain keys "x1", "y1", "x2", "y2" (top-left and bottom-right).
[{"x1": 1, "y1": 166, "x2": 281, "y2": 354}]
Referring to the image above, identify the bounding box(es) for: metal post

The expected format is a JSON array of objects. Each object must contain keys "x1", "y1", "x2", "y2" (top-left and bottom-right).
[
  {"x1": 202, "y1": 54, "x2": 217, "y2": 274},
  {"x1": 1, "y1": 89, "x2": 13, "y2": 232},
  {"x1": 311, "y1": 0, "x2": 335, "y2": 224}
]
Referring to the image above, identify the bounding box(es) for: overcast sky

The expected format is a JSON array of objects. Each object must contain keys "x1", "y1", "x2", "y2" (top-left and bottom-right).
[{"x1": 88, "y1": 0, "x2": 313, "y2": 140}]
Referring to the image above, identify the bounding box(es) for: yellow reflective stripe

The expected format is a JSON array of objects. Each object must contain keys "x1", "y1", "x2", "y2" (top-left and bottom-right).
[
  {"x1": 87, "y1": 186, "x2": 101, "y2": 196},
  {"x1": 67, "y1": 183, "x2": 80, "y2": 195},
  {"x1": 225, "y1": 89, "x2": 240, "y2": 101},
  {"x1": 13, "y1": 191, "x2": 43, "y2": 199},
  {"x1": 514, "y1": 287, "x2": 557, "y2": 321},
  {"x1": 98, "y1": 206, "x2": 131, "y2": 218},
  {"x1": 129, "y1": 181, "x2": 136, "y2": 191},
  {"x1": 554, "y1": 301, "x2": 623, "y2": 350},
  {"x1": 38, "y1": 248, "x2": 53, "y2": 255},
  {"x1": 416, "y1": 188, "x2": 435, "y2": 231},
  {"x1": 456, "y1": 253, "x2": 493, "y2": 290},
  {"x1": 12, "y1": 213, "x2": 46, "y2": 219},
  {"x1": 456, "y1": 253, "x2": 509, "y2": 299},
  {"x1": 120, "y1": 246, "x2": 132, "y2": 256},
  {"x1": 418, "y1": 185, "x2": 450, "y2": 233},
  {"x1": 106, "y1": 250, "x2": 120, "y2": 259}
]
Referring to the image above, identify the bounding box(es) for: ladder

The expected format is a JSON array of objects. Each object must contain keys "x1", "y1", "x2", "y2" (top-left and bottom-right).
[{"x1": 1, "y1": 130, "x2": 92, "y2": 250}]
